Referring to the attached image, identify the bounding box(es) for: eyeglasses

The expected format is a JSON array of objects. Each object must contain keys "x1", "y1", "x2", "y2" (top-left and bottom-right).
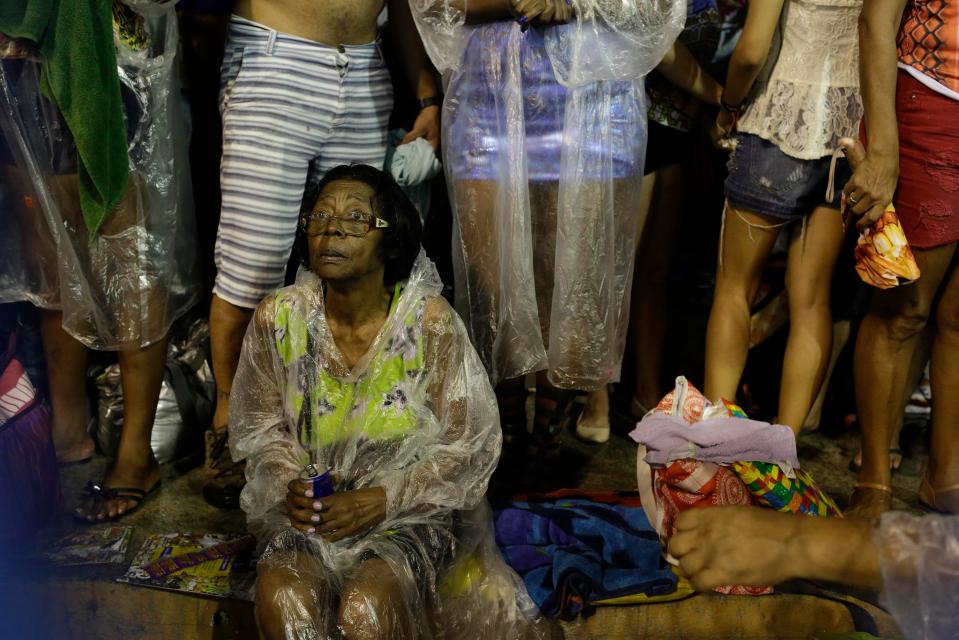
[{"x1": 300, "y1": 210, "x2": 390, "y2": 237}]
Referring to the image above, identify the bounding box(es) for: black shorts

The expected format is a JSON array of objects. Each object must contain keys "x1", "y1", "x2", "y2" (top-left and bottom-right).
[{"x1": 644, "y1": 120, "x2": 693, "y2": 175}]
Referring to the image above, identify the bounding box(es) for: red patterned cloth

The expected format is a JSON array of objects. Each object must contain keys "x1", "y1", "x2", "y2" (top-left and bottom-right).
[
  {"x1": 892, "y1": 71, "x2": 959, "y2": 249},
  {"x1": 0, "y1": 332, "x2": 59, "y2": 541},
  {"x1": 636, "y1": 378, "x2": 772, "y2": 596}
]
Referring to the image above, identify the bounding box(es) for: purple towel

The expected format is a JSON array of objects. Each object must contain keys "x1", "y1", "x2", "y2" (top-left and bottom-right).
[{"x1": 629, "y1": 413, "x2": 800, "y2": 469}]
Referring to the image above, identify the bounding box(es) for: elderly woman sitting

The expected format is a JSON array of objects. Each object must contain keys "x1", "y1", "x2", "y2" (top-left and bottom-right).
[{"x1": 229, "y1": 165, "x2": 539, "y2": 639}]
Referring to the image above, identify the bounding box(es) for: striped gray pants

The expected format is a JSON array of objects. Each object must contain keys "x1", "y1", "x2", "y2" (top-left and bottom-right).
[{"x1": 213, "y1": 15, "x2": 393, "y2": 308}]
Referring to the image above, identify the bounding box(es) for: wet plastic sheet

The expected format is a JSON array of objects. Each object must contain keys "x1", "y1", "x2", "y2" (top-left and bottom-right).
[
  {"x1": 230, "y1": 253, "x2": 544, "y2": 638},
  {"x1": 875, "y1": 512, "x2": 959, "y2": 640},
  {"x1": 95, "y1": 318, "x2": 214, "y2": 463},
  {"x1": 0, "y1": 0, "x2": 197, "y2": 350},
  {"x1": 411, "y1": 0, "x2": 684, "y2": 389}
]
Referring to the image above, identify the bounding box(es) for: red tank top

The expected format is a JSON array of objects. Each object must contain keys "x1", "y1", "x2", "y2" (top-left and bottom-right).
[{"x1": 898, "y1": 0, "x2": 959, "y2": 100}]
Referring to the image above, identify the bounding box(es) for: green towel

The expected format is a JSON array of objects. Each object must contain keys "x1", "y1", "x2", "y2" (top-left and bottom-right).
[{"x1": 0, "y1": 0, "x2": 128, "y2": 235}]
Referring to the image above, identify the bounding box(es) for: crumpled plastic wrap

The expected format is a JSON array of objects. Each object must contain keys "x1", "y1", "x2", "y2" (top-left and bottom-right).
[
  {"x1": 875, "y1": 511, "x2": 959, "y2": 640},
  {"x1": 95, "y1": 318, "x2": 214, "y2": 463},
  {"x1": 229, "y1": 252, "x2": 544, "y2": 638},
  {"x1": 410, "y1": 1, "x2": 684, "y2": 389},
  {"x1": 0, "y1": 0, "x2": 197, "y2": 350}
]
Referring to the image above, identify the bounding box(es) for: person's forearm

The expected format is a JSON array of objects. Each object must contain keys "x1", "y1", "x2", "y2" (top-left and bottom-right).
[
  {"x1": 722, "y1": 46, "x2": 768, "y2": 107},
  {"x1": 390, "y1": 0, "x2": 442, "y2": 100},
  {"x1": 720, "y1": 0, "x2": 785, "y2": 108},
  {"x1": 859, "y1": 0, "x2": 907, "y2": 159},
  {"x1": 452, "y1": 0, "x2": 513, "y2": 23},
  {"x1": 656, "y1": 42, "x2": 723, "y2": 107},
  {"x1": 790, "y1": 517, "x2": 882, "y2": 589}
]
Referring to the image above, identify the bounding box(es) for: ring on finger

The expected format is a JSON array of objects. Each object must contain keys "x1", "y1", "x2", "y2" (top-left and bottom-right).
[{"x1": 848, "y1": 194, "x2": 860, "y2": 204}]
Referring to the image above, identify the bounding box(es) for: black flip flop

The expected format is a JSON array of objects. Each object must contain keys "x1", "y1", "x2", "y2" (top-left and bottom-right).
[{"x1": 74, "y1": 480, "x2": 161, "y2": 523}]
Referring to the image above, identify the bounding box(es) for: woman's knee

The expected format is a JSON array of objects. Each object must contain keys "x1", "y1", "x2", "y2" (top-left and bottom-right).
[
  {"x1": 337, "y1": 561, "x2": 408, "y2": 640},
  {"x1": 338, "y1": 585, "x2": 396, "y2": 639},
  {"x1": 784, "y1": 279, "x2": 830, "y2": 319},
  {"x1": 874, "y1": 302, "x2": 932, "y2": 342},
  {"x1": 254, "y1": 563, "x2": 320, "y2": 639}
]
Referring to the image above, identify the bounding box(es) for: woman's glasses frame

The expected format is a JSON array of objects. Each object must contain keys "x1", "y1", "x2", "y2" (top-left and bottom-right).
[{"x1": 300, "y1": 210, "x2": 391, "y2": 237}]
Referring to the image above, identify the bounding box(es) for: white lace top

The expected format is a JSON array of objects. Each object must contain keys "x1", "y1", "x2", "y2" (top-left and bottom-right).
[{"x1": 738, "y1": 0, "x2": 863, "y2": 160}]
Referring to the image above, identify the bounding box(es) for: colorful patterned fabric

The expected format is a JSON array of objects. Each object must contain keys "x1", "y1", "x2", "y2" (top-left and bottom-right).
[
  {"x1": 853, "y1": 206, "x2": 922, "y2": 289},
  {"x1": 635, "y1": 376, "x2": 843, "y2": 597},
  {"x1": 733, "y1": 461, "x2": 843, "y2": 517},
  {"x1": 898, "y1": 0, "x2": 959, "y2": 100},
  {"x1": 646, "y1": 0, "x2": 721, "y2": 132},
  {"x1": 112, "y1": 1, "x2": 147, "y2": 52},
  {"x1": 273, "y1": 283, "x2": 426, "y2": 448},
  {"x1": 0, "y1": 332, "x2": 59, "y2": 541}
]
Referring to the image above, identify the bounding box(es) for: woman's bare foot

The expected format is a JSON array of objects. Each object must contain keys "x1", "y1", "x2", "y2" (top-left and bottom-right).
[
  {"x1": 849, "y1": 447, "x2": 903, "y2": 473},
  {"x1": 54, "y1": 431, "x2": 96, "y2": 464},
  {"x1": 575, "y1": 387, "x2": 610, "y2": 444},
  {"x1": 75, "y1": 452, "x2": 161, "y2": 521}
]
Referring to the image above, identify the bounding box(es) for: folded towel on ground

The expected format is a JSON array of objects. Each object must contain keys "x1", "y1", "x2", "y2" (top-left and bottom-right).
[{"x1": 494, "y1": 490, "x2": 677, "y2": 618}]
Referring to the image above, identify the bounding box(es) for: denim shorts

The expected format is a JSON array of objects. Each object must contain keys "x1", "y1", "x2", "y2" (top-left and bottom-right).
[{"x1": 724, "y1": 133, "x2": 850, "y2": 221}]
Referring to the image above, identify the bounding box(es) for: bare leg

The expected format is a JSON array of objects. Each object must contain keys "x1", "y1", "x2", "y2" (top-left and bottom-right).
[
  {"x1": 777, "y1": 206, "x2": 845, "y2": 434},
  {"x1": 451, "y1": 180, "x2": 505, "y2": 374},
  {"x1": 495, "y1": 377, "x2": 529, "y2": 456},
  {"x1": 209, "y1": 293, "x2": 254, "y2": 432},
  {"x1": 925, "y1": 255, "x2": 959, "y2": 511},
  {"x1": 338, "y1": 558, "x2": 412, "y2": 639},
  {"x1": 576, "y1": 386, "x2": 610, "y2": 444},
  {"x1": 850, "y1": 327, "x2": 931, "y2": 470},
  {"x1": 704, "y1": 204, "x2": 783, "y2": 402},
  {"x1": 631, "y1": 165, "x2": 685, "y2": 410},
  {"x1": 851, "y1": 243, "x2": 956, "y2": 518},
  {"x1": 40, "y1": 310, "x2": 94, "y2": 463},
  {"x1": 530, "y1": 371, "x2": 573, "y2": 457},
  {"x1": 803, "y1": 319, "x2": 850, "y2": 430},
  {"x1": 75, "y1": 337, "x2": 167, "y2": 520}
]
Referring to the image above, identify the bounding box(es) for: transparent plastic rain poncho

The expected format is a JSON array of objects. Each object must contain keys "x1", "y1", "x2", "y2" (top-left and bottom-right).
[
  {"x1": 410, "y1": 0, "x2": 684, "y2": 389},
  {"x1": 229, "y1": 252, "x2": 544, "y2": 639},
  {"x1": 875, "y1": 512, "x2": 959, "y2": 640},
  {"x1": 0, "y1": 0, "x2": 196, "y2": 350}
]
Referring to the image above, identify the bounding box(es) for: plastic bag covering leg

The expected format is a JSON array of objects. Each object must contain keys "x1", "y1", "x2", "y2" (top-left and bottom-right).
[
  {"x1": 875, "y1": 512, "x2": 959, "y2": 640},
  {"x1": 409, "y1": 1, "x2": 684, "y2": 390},
  {"x1": 229, "y1": 252, "x2": 546, "y2": 638},
  {"x1": 0, "y1": 0, "x2": 197, "y2": 350}
]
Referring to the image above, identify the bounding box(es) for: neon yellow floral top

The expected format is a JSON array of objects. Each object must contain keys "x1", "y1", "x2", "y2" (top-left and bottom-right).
[{"x1": 273, "y1": 283, "x2": 426, "y2": 449}]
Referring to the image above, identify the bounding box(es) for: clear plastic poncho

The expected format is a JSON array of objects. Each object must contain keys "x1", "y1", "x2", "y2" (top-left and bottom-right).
[
  {"x1": 875, "y1": 511, "x2": 959, "y2": 640},
  {"x1": 0, "y1": 0, "x2": 197, "y2": 350},
  {"x1": 229, "y1": 252, "x2": 544, "y2": 638},
  {"x1": 411, "y1": 0, "x2": 684, "y2": 389}
]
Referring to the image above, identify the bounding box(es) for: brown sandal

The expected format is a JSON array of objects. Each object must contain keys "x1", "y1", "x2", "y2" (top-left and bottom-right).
[
  {"x1": 918, "y1": 475, "x2": 959, "y2": 515},
  {"x1": 847, "y1": 482, "x2": 892, "y2": 521}
]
